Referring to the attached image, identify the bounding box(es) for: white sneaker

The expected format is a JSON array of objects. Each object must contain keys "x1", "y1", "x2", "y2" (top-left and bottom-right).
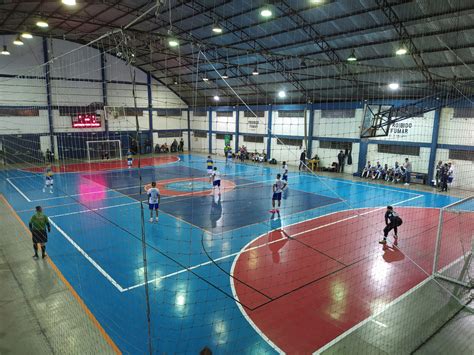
[
  {"x1": 404, "y1": 183, "x2": 409, "y2": 186},
  {"x1": 155, "y1": 217, "x2": 159, "y2": 223},
  {"x1": 50, "y1": 190, "x2": 53, "y2": 194},
  {"x1": 149, "y1": 218, "x2": 153, "y2": 223},
  {"x1": 43, "y1": 188, "x2": 45, "y2": 192}
]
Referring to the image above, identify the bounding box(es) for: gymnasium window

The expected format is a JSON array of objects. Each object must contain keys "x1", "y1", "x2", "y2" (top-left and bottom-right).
[
  {"x1": 216, "y1": 134, "x2": 232, "y2": 140},
  {"x1": 277, "y1": 110, "x2": 304, "y2": 117},
  {"x1": 193, "y1": 131, "x2": 207, "y2": 138},
  {"x1": 377, "y1": 144, "x2": 420, "y2": 156},
  {"x1": 157, "y1": 109, "x2": 183, "y2": 116},
  {"x1": 244, "y1": 110, "x2": 265, "y2": 117},
  {"x1": 277, "y1": 138, "x2": 302, "y2": 147},
  {"x1": 157, "y1": 130, "x2": 183, "y2": 138},
  {"x1": 243, "y1": 135, "x2": 264, "y2": 143},
  {"x1": 321, "y1": 109, "x2": 356, "y2": 119},
  {"x1": 193, "y1": 110, "x2": 207, "y2": 117},
  {"x1": 0, "y1": 108, "x2": 39, "y2": 116},
  {"x1": 452, "y1": 107, "x2": 474, "y2": 118},
  {"x1": 319, "y1": 140, "x2": 353, "y2": 150},
  {"x1": 216, "y1": 111, "x2": 233, "y2": 117},
  {"x1": 448, "y1": 149, "x2": 474, "y2": 161}
]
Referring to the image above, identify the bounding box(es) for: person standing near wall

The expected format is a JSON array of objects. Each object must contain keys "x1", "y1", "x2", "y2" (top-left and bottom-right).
[
  {"x1": 337, "y1": 150, "x2": 345, "y2": 173},
  {"x1": 299, "y1": 150, "x2": 306, "y2": 171},
  {"x1": 435, "y1": 160, "x2": 443, "y2": 187},
  {"x1": 29, "y1": 206, "x2": 51, "y2": 259},
  {"x1": 404, "y1": 158, "x2": 412, "y2": 185}
]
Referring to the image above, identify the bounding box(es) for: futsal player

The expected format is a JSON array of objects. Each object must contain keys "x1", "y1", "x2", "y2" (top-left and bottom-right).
[
  {"x1": 282, "y1": 161, "x2": 288, "y2": 182},
  {"x1": 206, "y1": 156, "x2": 213, "y2": 175},
  {"x1": 147, "y1": 181, "x2": 161, "y2": 223},
  {"x1": 43, "y1": 165, "x2": 54, "y2": 193},
  {"x1": 379, "y1": 206, "x2": 403, "y2": 245},
  {"x1": 29, "y1": 206, "x2": 51, "y2": 259},
  {"x1": 210, "y1": 167, "x2": 221, "y2": 194},
  {"x1": 270, "y1": 173, "x2": 287, "y2": 214},
  {"x1": 127, "y1": 149, "x2": 133, "y2": 168}
]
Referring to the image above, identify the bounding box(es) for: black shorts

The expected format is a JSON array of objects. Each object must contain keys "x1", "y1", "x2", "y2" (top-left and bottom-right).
[{"x1": 32, "y1": 230, "x2": 48, "y2": 244}]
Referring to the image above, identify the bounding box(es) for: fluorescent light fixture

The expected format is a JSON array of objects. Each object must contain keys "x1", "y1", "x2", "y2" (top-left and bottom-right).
[
  {"x1": 212, "y1": 23, "x2": 223, "y2": 34},
  {"x1": 173, "y1": 77, "x2": 178, "y2": 85},
  {"x1": 278, "y1": 90, "x2": 286, "y2": 98},
  {"x1": 62, "y1": 0, "x2": 77, "y2": 5},
  {"x1": 260, "y1": 8, "x2": 272, "y2": 17},
  {"x1": 347, "y1": 50, "x2": 357, "y2": 62},
  {"x1": 168, "y1": 38, "x2": 179, "y2": 47},
  {"x1": 213, "y1": 95, "x2": 220, "y2": 101},
  {"x1": 1, "y1": 45, "x2": 10, "y2": 55},
  {"x1": 36, "y1": 20, "x2": 49, "y2": 28},
  {"x1": 13, "y1": 36, "x2": 24, "y2": 46},
  {"x1": 395, "y1": 44, "x2": 407, "y2": 56},
  {"x1": 21, "y1": 32, "x2": 33, "y2": 39},
  {"x1": 202, "y1": 76, "x2": 209, "y2": 82},
  {"x1": 252, "y1": 67, "x2": 259, "y2": 75},
  {"x1": 388, "y1": 82, "x2": 400, "y2": 90},
  {"x1": 310, "y1": 0, "x2": 325, "y2": 3},
  {"x1": 222, "y1": 71, "x2": 229, "y2": 79}
]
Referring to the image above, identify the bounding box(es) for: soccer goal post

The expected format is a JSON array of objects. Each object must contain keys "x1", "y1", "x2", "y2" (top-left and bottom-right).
[
  {"x1": 433, "y1": 196, "x2": 474, "y2": 290},
  {"x1": 86, "y1": 140, "x2": 122, "y2": 162}
]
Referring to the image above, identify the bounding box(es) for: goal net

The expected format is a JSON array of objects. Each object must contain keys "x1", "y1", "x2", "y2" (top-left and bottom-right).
[
  {"x1": 86, "y1": 140, "x2": 122, "y2": 162},
  {"x1": 433, "y1": 196, "x2": 474, "y2": 291}
]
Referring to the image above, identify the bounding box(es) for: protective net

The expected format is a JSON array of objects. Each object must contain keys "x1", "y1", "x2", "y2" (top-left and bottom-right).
[{"x1": 0, "y1": 1, "x2": 474, "y2": 354}]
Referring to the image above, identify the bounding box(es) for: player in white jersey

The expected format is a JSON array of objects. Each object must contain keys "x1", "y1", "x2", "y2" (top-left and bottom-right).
[
  {"x1": 43, "y1": 165, "x2": 54, "y2": 193},
  {"x1": 281, "y1": 161, "x2": 288, "y2": 182},
  {"x1": 270, "y1": 173, "x2": 287, "y2": 214},
  {"x1": 127, "y1": 150, "x2": 133, "y2": 168},
  {"x1": 147, "y1": 181, "x2": 161, "y2": 223},
  {"x1": 210, "y1": 167, "x2": 221, "y2": 194}
]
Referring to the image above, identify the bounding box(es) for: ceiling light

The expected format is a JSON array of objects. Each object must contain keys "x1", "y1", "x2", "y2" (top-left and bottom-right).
[
  {"x1": 62, "y1": 0, "x2": 77, "y2": 5},
  {"x1": 36, "y1": 19, "x2": 49, "y2": 28},
  {"x1": 173, "y1": 77, "x2": 178, "y2": 85},
  {"x1": 310, "y1": 0, "x2": 325, "y2": 3},
  {"x1": 213, "y1": 95, "x2": 220, "y2": 101},
  {"x1": 278, "y1": 90, "x2": 286, "y2": 98},
  {"x1": 260, "y1": 8, "x2": 273, "y2": 18},
  {"x1": 395, "y1": 44, "x2": 407, "y2": 56},
  {"x1": 13, "y1": 36, "x2": 24, "y2": 46},
  {"x1": 202, "y1": 76, "x2": 209, "y2": 82},
  {"x1": 168, "y1": 38, "x2": 179, "y2": 47},
  {"x1": 222, "y1": 71, "x2": 228, "y2": 79},
  {"x1": 388, "y1": 82, "x2": 400, "y2": 90},
  {"x1": 21, "y1": 32, "x2": 33, "y2": 39},
  {"x1": 252, "y1": 67, "x2": 259, "y2": 75},
  {"x1": 1, "y1": 45, "x2": 10, "y2": 55},
  {"x1": 212, "y1": 23, "x2": 223, "y2": 34},
  {"x1": 347, "y1": 50, "x2": 357, "y2": 62}
]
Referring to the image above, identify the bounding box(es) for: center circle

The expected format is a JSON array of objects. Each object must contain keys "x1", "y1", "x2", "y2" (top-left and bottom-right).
[{"x1": 144, "y1": 177, "x2": 236, "y2": 197}]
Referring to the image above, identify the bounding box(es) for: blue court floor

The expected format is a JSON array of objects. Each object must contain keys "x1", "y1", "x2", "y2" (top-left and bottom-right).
[{"x1": 0, "y1": 154, "x2": 460, "y2": 354}]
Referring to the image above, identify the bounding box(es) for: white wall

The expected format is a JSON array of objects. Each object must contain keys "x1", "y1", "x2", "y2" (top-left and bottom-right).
[
  {"x1": 371, "y1": 111, "x2": 435, "y2": 143},
  {"x1": 190, "y1": 112, "x2": 208, "y2": 131},
  {"x1": 435, "y1": 148, "x2": 473, "y2": 190},
  {"x1": 311, "y1": 141, "x2": 360, "y2": 174},
  {"x1": 213, "y1": 111, "x2": 235, "y2": 132},
  {"x1": 0, "y1": 111, "x2": 50, "y2": 134},
  {"x1": 273, "y1": 110, "x2": 306, "y2": 136},
  {"x1": 438, "y1": 107, "x2": 474, "y2": 146},
  {"x1": 366, "y1": 144, "x2": 430, "y2": 173},
  {"x1": 313, "y1": 109, "x2": 362, "y2": 139},
  {"x1": 239, "y1": 111, "x2": 268, "y2": 135}
]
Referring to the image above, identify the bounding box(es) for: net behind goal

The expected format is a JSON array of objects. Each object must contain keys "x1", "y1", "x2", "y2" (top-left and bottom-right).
[
  {"x1": 433, "y1": 196, "x2": 474, "y2": 291},
  {"x1": 86, "y1": 140, "x2": 122, "y2": 162}
]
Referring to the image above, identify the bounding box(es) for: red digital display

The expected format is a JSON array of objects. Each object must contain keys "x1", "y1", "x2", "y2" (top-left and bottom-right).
[{"x1": 72, "y1": 114, "x2": 101, "y2": 128}]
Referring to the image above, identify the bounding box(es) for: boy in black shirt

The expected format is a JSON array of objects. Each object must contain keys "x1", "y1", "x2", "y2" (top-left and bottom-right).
[{"x1": 379, "y1": 206, "x2": 403, "y2": 246}]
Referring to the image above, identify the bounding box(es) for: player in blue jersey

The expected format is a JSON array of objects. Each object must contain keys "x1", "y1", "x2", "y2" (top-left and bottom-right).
[
  {"x1": 206, "y1": 156, "x2": 213, "y2": 175},
  {"x1": 210, "y1": 167, "x2": 221, "y2": 194},
  {"x1": 147, "y1": 181, "x2": 161, "y2": 223},
  {"x1": 270, "y1": 173, "x2": 287, "y2": 214},
  {"x1": 127, "y1": 149, "x2": 133, "y2": 169},
  {"x1": 43, "y1": 165, "x2": 54, "y2": 193}
]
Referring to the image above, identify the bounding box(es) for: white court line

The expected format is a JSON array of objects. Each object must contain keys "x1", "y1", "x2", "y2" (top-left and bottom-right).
[
  {"x1": 49, "y1": 218, "x2": 125, "y2": 292},
  {"x1": 49, "y1": 201, "x2": 140, "y2": 218},
  {"x1": 6, "y1": 178, "x2": 32, "y2": 202}
]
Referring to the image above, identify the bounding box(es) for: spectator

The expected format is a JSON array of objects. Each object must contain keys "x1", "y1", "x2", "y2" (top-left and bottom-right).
[
  {"x1": 154, "y1": 144, "x2": 160, "y2": 154},
  {"x1": 337, "y1": 150, "x2": 345, "y2": 173},
  {"x1": 145, "y1": 138, "x2": 152, "y2": 154},
  {"x1": 179, "y1": 138, "x2": 184, "y2": 152},
  {"x1": 171, "y1": 139, "x2": 178, "y2": 153},
  {"x1": 361, "y1": 161, "x2": 371, "y2": 178},
  {"x1": 439, "y1": 163, "x2": 449, "y2": 192},
  {"x1": 45, "y1": 148, "x2": 54, "y2": 163},
  {"x1": 393, "y1": 162, "x2": 402, "y2": 183},
  {"x1": 403, "y1": 158, "x2": 412, "y2": 185},
  {"x1": 447, "y1": 162, "x2": 455, "y2": 187},
  {"x1": 371, "y1": 161, "x2": 382, "y2": 179},
  {"x1": 299, "y1": 150, "x2": 306, "y2": 171},
  {"x1": 160, "y1": 143, "x2": 169, "y2": 153},
  {"x1": 435, "y1": 160, "x2": 443, "y2": 187}
]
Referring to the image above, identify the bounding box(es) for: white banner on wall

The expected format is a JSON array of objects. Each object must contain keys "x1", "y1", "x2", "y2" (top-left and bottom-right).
[{"x1": 247, "y1": 119, "x2": 259, "y2": 131}]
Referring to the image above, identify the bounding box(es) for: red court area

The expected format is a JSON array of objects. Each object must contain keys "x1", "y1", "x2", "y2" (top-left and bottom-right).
[
  {"x1": 231, "y1": 207, "x2": 473, "y2": 354},
  {"x1": 24, "y1": 156, "x2": 179, "y2": 173}
]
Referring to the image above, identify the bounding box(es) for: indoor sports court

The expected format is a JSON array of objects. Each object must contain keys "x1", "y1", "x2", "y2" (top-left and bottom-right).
[{"x1": 0, "y1": 1, "x2": 473, "y2": 354}]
